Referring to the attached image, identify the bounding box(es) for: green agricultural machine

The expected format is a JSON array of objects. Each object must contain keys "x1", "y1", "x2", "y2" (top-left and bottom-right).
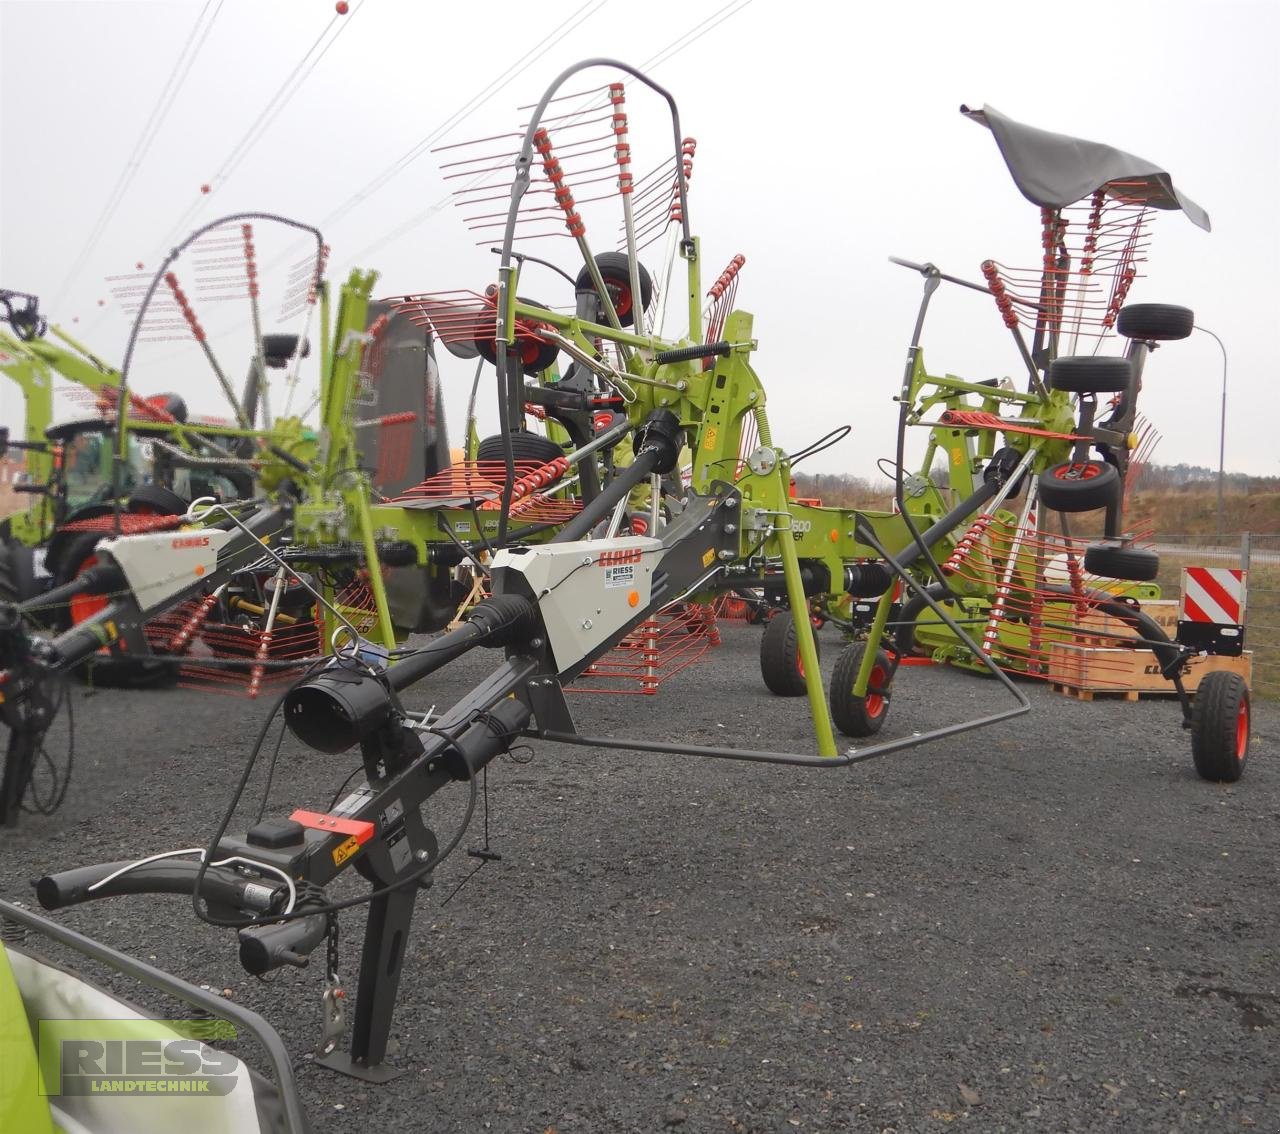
[{"x1": 0, "y1": 62, "x2": 1250, "y2": 1112}]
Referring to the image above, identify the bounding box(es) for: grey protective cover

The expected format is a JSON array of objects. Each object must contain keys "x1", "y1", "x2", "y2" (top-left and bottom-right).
[{"x1": 961, "y1": 104, "x2": 1210, "y2": 231}]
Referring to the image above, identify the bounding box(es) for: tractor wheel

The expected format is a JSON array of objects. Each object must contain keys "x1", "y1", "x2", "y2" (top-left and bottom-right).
[
  {"x1": 1037, "y1": 460, "x2": 1120, "y2": 513},
  {"x1": 575, "y1": 252, "x2": 653, "y2": 329},
  {"x1": 759, "y1": 610, "x2": 819, "y2": 697},
  {"x1": 475, "y1": 431, "x2": 565, "y2": 465},
  {"x1": 1047, "y1": 356, "x2": 1133, "y2": 394},
  {"x1": 0, "y1": 539, "x2": 38, "y2": 605},
  {"x1": 829, "y1": 642, "x2": 892, "y2": 738},
  {"x1": 126, "y1": 485, "x2": 189, "y2": 516},
  {"x1": 1116, "y1": 303, "x2": 1195, "y2": 342},
  {"x1": 1191, "y1": 671, "x2": 1250, "y2": 782},
  {"x1": 51, "y1": 532, "x2": 176, "y2": 688},
  {"x1": 1083, "y1": 544, "x2": 1160, "y2": 582}
]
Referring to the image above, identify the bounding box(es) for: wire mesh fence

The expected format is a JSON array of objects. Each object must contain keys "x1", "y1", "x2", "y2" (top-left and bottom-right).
[{"x1": 1154, "y1": 533, "x2": 1278, "y2": 699}]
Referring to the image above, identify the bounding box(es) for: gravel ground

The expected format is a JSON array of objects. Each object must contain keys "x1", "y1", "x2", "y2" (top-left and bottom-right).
[{"x1": 3, "y1": 621, "x2": 1277, "y2": 1133}]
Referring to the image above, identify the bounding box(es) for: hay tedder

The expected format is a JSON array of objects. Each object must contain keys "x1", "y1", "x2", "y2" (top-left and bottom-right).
[{"x1": 0, "y1": 60, "x2": 1250, "y2": 1100}]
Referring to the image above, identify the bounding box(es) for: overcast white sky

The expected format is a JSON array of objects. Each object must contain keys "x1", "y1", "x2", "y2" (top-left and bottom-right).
[{"x1": 2, "y1": 0, "x2": 1277, "y2": 482}]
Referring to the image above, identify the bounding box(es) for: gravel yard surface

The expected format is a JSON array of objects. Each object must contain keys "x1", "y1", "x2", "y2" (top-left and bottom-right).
[{"x1": 4, "y1": 621, "x2": 1276, "y2": 1133}]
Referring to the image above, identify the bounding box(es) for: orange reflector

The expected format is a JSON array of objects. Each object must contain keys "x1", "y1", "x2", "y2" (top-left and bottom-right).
[
  {"x1": 290, "y1": 808, "x2": 376, "y2": 844},
  {"x1": 628, "y1": 590, "x2": 640, "y2": 607},
  {"x1": 830, "y1": 529, "x2": 839, "y2": 543}
]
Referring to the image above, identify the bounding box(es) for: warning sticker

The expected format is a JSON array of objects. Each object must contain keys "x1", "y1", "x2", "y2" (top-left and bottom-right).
[{"x1": 332, "y1": 836, "x2": 361, "y2": 867}]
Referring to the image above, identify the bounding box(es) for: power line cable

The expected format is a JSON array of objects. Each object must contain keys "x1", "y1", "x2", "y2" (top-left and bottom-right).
[
  {"x1": 314, "y1": 0, "x2": 608, "y2": 232},
  {"x1": 154, "y1": 1, "x2": 364, "y2": 257},
  {"x1": 338, "y1": 0, "x2": 754, "y2": 269},
  {"x1": 50, "y1": 0, "x2": 224, "y2": 312}
]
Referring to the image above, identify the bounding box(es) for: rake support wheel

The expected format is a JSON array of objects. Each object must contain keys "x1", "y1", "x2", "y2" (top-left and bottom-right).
[
  {"x1": 1116, "y1": 303, "x2": 1195, "y2": 342},
  {"x1": 1083, "y1": 544, "x2": 1160, "y2": 582},
  {"x1": 829, "y1": 642, "x2": 892, "y2": 738},
  {"x1": 759, "y1": 610, "x2": 818, "y2": 697},
  {"x1": 1190, "y1": 671, "x2": 1250, "y2": 782},
  {"x1": 1037, "y1": 460, "x2": 1120, "y2": 513},
  {"x1": 1047, "y1": 356, "x2": 1133, "y2": 394}
]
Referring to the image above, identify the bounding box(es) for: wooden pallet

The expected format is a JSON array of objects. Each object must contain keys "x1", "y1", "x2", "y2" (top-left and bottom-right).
[{"x1": 1047, "y1": 644, "x2": 1252, "y2": 701}]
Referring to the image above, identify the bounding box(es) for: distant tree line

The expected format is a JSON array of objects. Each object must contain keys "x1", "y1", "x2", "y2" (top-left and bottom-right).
[{"x1": 792, "y1": 463, "x2": 1278, "y2": 507}]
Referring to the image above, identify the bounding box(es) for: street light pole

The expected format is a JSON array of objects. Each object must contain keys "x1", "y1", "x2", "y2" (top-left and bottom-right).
[{"x1": 1193, "y1": 325, "x2": 1228, "y2": 545}]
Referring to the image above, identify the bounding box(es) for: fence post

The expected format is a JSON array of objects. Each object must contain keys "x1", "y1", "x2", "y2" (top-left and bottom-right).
[{"x1": 1240, "y1": 531, "x2": 1251, "y2": 572}]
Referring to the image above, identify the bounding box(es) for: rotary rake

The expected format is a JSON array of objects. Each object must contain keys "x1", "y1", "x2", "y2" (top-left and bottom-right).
[{"x1": 3, "y1": 64, "x2": 1246, "y2": 1103}]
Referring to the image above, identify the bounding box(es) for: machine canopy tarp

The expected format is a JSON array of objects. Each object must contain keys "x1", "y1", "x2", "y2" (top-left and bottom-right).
[{"x1": 961, "y1": 104, "x2": 1210, "y2": 232}]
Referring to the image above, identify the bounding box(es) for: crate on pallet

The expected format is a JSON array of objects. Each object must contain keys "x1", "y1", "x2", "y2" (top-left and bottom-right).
[
  {"x1": 1071, "y1": 599, "x2": 1180, "y2": 644},
  {"x1": 1047, "y1": 642, "x2": 1253, "y2": 701}
]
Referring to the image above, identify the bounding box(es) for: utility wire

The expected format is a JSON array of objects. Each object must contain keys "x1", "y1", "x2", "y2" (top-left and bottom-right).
[
  {"x1": 315, "y1": 0, "x2": 608, "y2": 233},
  {"x1": 50, "y1": 0, "x2": 224, "y2": 313},
  {"x1": 154, "y1": 1, "x2": 364, "y2": 258},
  {"x1": 336, "y1": 0, "x2": 755, "y2": 269}
]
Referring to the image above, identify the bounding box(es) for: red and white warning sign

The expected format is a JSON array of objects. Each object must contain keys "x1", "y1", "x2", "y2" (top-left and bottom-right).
[{"x1": 1180, "y1": 567, "x2": 1247, "y2": 627}]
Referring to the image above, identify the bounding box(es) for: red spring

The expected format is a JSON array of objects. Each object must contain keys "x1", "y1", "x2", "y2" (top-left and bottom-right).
[
  {"x1": 707, "y1": 254, "x2": 746, "y2": 300},
  {"x1": 165, "y1": 272, "x2": 205, "y2": 342},
  {"x1": 241, "y1": 224, "x2": 259, "y2": 300},
  {"x1": 168, "y1": 591, "x2": 220, "y2": 653},
  {"x1": 308, "y1": 244, "x2": 330, "y2": 306},
  {"x1": 981, "y1": 260, "x2": 1018, "y2": 329},
  {"x1": 942, "y1": 514, "x2": 992, "y2": 574},
  {"x1": 247, "y1": 632, "x2": 271, "y2": 700}
]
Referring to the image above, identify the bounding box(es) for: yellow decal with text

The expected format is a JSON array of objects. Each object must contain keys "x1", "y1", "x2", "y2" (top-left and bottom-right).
[
  {"x1": 703, "y1": 425, "x2": 719, "y2": 451},
  {"x1": 701, "y1": 547, "x2": 716, "y2": 568}
]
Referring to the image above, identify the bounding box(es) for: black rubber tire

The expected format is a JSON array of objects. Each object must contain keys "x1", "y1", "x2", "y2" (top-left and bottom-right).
[
  {"x1": 474, "y1": 296, "x2": 560, "y2": 375},
  {"x1": 1047, "y1": 356, "x2": 1133, "y2": 394},
  {"x1": 575, "y1": 252, "x2": 653, "y2": 329},
  {"x1": 829, "y1": 642, "x2": 892, "y2": 738},
  {"x1": 1116, "y1": 303, "x2": 1194, "y2": 342},
  {"x1": 50, "y1": 531, "x2": 176, "y2": 688},
  {"x1": 126, "y1": 484, "x2": 189, "y2": 515},
  {"x1": 759, "y1": 610, "x2": 819, "y2": 697},
  {"x1": 1191, "y1": 671, "x2": 1250, "y2": 782},
  {"x1": 475, "y1": 431, "x2": 565, "y2": 465},
  {"x1": 0, "y1": 539, "x2": 38, "y2": 604},
  {"x1": 1084, "y1": 544, "x2": 1160, "y2": 582},
  {"x1": 1037, "y1": 460, "x2": 1120, "y2": 513}
]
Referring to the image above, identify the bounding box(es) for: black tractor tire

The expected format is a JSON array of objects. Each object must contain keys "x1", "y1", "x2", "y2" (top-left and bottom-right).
[
  {"x1": 759, "y1": 610, "x2": 819, "y2": 697},
  {"x1": 475, "y1": 431, "x2": 565, "y2": 466},
  {"x1": 474, "y1": 297, "x2": 560, "y2": 375},
  {"x1": 1084, "y1": 544, "x2": 1160, "y2": 582},
  {"x1": 575, "y1": 252, "x2": 654, "y2": 329},
  {"x1": 1037, "y1": 459, "x2": 1120, "y2": 513},
  {"x1": 0, "y1": 539, "x2": 39, "y2": 605},
  {"x1": 1191, "y1": 671, "x2": 1250, "y2": 782},
  {"x1": 1116, "y1": 303, "x2": 1195, "y2": 342},
  {"x1": 829, "y1": 642, "x2": 893, "y2": 738},
  {"x1": 1047, "y1": 355, "x2": 1133, "y2": 394},
  {"x1": 50, "y1": 531, "x2": 176, "y2": 688},
  {"x1": 127, "y1": 484, "x2": 189, "y2": 516}
]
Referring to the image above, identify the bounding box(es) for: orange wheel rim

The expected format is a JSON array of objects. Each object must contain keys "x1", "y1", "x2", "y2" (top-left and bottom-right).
[
  {"x1": 1236, "y1": 702, "x2": 1249, "y2": 760},
  {"x1": 866, "y1": 662, "x2": 888, "y2": 717}
]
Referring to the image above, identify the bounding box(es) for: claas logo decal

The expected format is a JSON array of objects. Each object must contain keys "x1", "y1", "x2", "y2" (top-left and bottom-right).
[{"x1": 170, "y1": 535, "x2": 211, "y2": 550}]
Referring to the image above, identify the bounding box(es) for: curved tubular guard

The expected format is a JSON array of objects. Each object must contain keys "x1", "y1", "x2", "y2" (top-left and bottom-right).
[
  {"x1": 111, "y1": 212, "x2": 325, "y2": 531},
  {"x1": 492, "y1": 59, "x2": 690, "y2": 543}
]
